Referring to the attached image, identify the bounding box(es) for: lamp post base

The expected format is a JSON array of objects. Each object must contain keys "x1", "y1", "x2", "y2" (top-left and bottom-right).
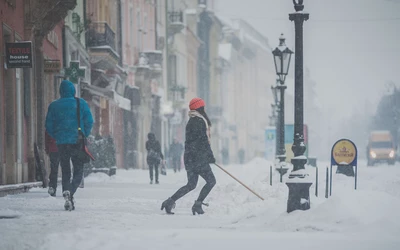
[{"x1": 286, "y1": 181, "x2": 312, "y2": 213}]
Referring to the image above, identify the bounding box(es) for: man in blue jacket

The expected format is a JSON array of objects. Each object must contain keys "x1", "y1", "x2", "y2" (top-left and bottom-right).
[{"x1": 45, "y1": 80, "x2": 93, "y2": 211}]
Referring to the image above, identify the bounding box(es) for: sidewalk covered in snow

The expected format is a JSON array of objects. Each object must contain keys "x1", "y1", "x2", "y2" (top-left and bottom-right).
[{"x1": 1, "y1": 159, "x2": 400, "y2": 250}]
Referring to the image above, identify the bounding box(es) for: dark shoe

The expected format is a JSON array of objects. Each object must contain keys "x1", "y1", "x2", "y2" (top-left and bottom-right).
[
  {"x1": 63, "y1": 191, "x2": 73, "y2": 211},
  {"x1": 161, "y1": 197, "x2": 176, "y2": 214},
  {"x1": 156, "y1": 180, "x2": 159, "y2": 184},
  {"x1": 192, "y1": 200, "x2": 209, "y2": 215},
  {"x1": 150, "y1": 180, "x2": 153, "y2": 184},
  {"x1": 48, "y1": 187, "x2": 56, "y2": 197}
]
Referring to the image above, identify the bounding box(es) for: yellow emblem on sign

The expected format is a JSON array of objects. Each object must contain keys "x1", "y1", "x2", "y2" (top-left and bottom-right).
[{"x1": 332, "y1": 139, "x2": 356, "y2": 165}]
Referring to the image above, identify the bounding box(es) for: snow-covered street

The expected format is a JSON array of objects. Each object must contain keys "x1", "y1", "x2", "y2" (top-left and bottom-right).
[{"x1": 1, "y1": 158, "x2": 400, "y2": 250}]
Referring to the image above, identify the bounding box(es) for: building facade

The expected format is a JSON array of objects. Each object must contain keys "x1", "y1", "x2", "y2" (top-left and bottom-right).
[{"x1": 0, "y1": 0, "x2": 76, "y2": 185}]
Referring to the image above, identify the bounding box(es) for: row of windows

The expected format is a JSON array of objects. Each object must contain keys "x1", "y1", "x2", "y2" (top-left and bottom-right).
[{"x1": 122, "y1": 2, "x2": 152, "y2": 52}]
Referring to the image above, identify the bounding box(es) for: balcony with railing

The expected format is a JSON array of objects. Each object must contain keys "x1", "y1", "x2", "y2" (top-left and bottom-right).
[
  {"x1": 86, "y1": 22, "x2": 119, "y2": 69},
  {"x1": 144, "y1": 50, "x2": 163, "y2": 77},
  {"x1": 87, "y1": 22, "x2": 116, "y2": 50},
  {"x1": 168, "y1": 11, "x2": 184, "y2": 35}
]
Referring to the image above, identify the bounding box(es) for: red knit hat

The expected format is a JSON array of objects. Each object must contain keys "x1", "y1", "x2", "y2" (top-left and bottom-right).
[{"x1": 189, "y1": 97, "x2": 205, "y2": 110}]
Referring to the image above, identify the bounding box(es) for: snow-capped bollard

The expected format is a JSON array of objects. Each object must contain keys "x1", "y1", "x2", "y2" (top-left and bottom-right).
[
  {"x1": 270, "y1": 166, "x2": 272, "y2": 186},
  {"x1": 315, "y1": 167, "x2": 318, "y2": 197},
  {"x1": 354, "y1": 165, "x2": 358, "y2": 190},
  {"x1": 330, "y1": 165, "x2": 333, "y2": 196},
  {"x1": 325, "y1": 167, "x2": 329, "y2": 199}
]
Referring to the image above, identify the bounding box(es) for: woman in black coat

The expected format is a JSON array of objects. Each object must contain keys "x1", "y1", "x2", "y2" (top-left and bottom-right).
[
  {"x1": 161, "y1": 97, "x2": 216, "y2": 215},
  {"x1": 146, "y1": 133, "x2": 164, "y2": 184}
]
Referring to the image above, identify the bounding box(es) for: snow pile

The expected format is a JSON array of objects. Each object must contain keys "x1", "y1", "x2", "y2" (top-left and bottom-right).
[
  {"x1": 212, "y1": 160, "x2": 400, "y2": 234},
  {"x1": 1, "y1": 158, "x2": 400, "y2": 250},
  {"x1": 0, "y1": 209, "x2": 22, "y2": 219}
]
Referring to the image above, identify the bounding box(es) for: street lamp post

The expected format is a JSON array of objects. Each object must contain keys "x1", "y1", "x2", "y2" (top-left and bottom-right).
[
  {"x1": 286, "y1": 0, "x2": 312, "y2": 213},
  {"x1": 271, "y1": 85, "x2": 279, "y2": 157},
  {"x1": 272, "y1": 34, "x2": 293, "y2": 164}
]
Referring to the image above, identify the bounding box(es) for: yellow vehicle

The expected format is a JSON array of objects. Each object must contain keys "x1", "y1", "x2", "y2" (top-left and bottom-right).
[{"x1": 367, "y1": 130, "x2": 396, "y2": 166}]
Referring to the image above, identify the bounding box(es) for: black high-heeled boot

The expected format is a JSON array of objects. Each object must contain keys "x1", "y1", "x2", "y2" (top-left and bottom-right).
[
  {"x1": 192, "y1": 200, "x2": 209, "y2": 215},
  {"x1": 161, "y1": 197, "x2": 176, "y2": 214}
]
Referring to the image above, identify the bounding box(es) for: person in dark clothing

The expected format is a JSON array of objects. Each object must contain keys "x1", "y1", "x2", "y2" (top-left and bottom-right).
[
  {"x1": 146, "y1": 133, "x2": 164, "y2": 184},
  {"x1": 221, "y1": 147, "x2": 229, "y2": 165},
  {"x1": 169, "y1": 138, "x2": 183, "y2": 173},
  {"x1": 238, "y1": 148, "x2": 245, "y2": 164},
  {"x1": 45, "y1": 80, "x2": 94, "y2": 211},
  {"x1": 161, "y1": 97, "x2": 216, "y2": 215},
  {"x1": 45, "y1": 131, "x2": 59, "y2": 197}
]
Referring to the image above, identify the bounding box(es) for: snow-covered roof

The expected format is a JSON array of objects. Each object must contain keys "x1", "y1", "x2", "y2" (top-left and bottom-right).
[
  {"x1": 243, "y1": 33, "x2": 271, "y2": 52},
  {"x1": 218, "y1": 43, "x2": 232, "y2": 61}
]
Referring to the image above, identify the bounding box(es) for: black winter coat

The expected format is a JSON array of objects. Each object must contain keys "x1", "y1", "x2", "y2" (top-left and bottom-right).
[
  {"x1": 146, "y1": 138, "x2": 163, "y2": 165},
  {"x1": 184, "y1": 116, "x2": 215, "y2": 170}
]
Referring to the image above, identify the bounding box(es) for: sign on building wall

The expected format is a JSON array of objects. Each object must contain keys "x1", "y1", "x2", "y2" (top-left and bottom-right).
[
  {"x1": 44, "y1": 60, "x2": 61, "y2": 72},
  {"x1": 5, "y1": 42, "x2": 33, "y2": 68}
]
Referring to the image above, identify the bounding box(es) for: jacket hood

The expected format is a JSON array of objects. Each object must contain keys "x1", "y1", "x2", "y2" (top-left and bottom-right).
[
  {"x1": 59, "y1": 80, "x2": 76, "y2": 98},
  {"x1": 147, "y1": 133, "x2": 155, "y2": 140}
]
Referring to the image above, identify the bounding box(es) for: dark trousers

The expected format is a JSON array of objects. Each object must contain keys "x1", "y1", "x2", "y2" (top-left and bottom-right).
[
  {"x1": 149, "y1": 163, "x2": 159, "y2": 182},
  {"x1": 58, "y1": 144, "x2": 84, "y2": 196},
  {"x1": 48, "y1": 152, "x2": 60, "y2": 189},
  {"x1": 171, "y1": 164, "x2": 216, "y2": 202},
  {"x1": 172, "y1": 157, "x2": 181, "y2": 172}
]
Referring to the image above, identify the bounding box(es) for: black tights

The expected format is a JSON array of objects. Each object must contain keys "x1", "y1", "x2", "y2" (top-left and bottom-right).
[
  {"x1": 149, "y1": 163, "x2": 159, "y2": 182},
  {"x1": 171, "y1": 164, "x2": 216, "y2": 202}
]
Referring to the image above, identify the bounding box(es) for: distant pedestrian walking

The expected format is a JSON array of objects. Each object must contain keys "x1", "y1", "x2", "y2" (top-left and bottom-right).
[
  {"x1": 161, "y1": 97, "x2": 216, "y2": 215},
  {"x1": 238, "y1": 148, "x2": 245, "y2": 164},
  {"x1": 169, "y1": 138, "x2": 183, "y2": 173},
  {"x1": 146, "y1": 133, "x2": 164, "y2": 184},
  {"x1": 45, "y1": 80, "x2": 94, "y2": 211}
]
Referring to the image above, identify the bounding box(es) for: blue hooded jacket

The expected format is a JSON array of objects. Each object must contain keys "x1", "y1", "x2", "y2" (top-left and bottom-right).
[{"x1": 45, "y1": 80, "x2": 94, "y2": 145}]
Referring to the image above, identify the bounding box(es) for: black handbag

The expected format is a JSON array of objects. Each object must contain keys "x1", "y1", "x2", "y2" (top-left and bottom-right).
[{"x1": 76, "y1": 97, "x2": 95, "y2": 163}]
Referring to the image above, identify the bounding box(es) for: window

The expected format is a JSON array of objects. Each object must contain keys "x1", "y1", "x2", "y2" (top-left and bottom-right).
[
  {"x1": 137, "y1": 10, "x2": 141, "y2": 50},
  {"x1": 168, "y1": 55, "x2": 177, "y2": 85},
  {"x1": 72, "y1": 13, "x2": 82, "y2": 40},
  {"x1": 130, "y1": 7, "x2": 134, "y2": 45},
  {"x1": 144, "y1": 13, "x2": 147, "y2": 34},
  {"x1": 71, "y1": 50, "x2": 79, "y2": 61},
  {"x1": 156, "y1": 0, "x2": 163, "y2": 24},
  {"x1": 121, "y1": 2, "x2": 125, "y2": 49}
]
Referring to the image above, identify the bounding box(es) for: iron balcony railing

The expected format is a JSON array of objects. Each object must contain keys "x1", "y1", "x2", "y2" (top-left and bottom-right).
[{"x1": 86, "y1": 22, "x2": 116, "y2": 51}]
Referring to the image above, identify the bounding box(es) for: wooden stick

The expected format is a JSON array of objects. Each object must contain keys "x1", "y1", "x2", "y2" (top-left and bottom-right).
[{"x1": 213, "y1": 163, "x2": 265, "y2": 201}]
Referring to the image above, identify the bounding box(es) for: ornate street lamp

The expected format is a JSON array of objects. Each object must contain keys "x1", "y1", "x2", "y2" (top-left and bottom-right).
[
  {"x1": 286, "y1": 0, "x2": 312, "y2": 213},
  {"x1": 272, "y1": 34, "x2": 293, "y2": 85},
  {"x1": 272, "y1": 35, "x2": 292, "y2": 165}
]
